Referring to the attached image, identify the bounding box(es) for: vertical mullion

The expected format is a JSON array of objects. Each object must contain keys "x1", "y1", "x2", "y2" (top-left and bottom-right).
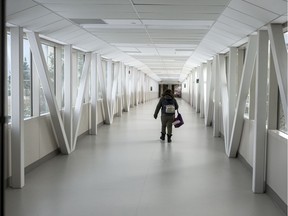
[{"x1": 10, "y1": 27, "x2": 25, "y2": 188}]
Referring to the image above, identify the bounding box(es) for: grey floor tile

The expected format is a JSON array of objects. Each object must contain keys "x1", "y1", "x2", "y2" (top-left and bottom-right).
[{"x1": 5, "y1": 99, "x2": 285, "y2": 216}]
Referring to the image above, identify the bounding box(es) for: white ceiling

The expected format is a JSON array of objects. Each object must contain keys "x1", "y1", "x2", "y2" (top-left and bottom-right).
[{"x1": 6, "y1": 0, "x2": 288, "y2": 83}]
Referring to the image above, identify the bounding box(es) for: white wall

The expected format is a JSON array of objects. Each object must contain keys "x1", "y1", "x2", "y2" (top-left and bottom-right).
[
  {"x1": 238, "y1": 120, "x2": 287, "y2": 205},
  {"x1": 266, "y1": 131, "x2": 287, "y2": 204},
  {"x1": 239, "y1": 119, "x2": 255, "y2": 167},
  {"x1": 181, "y1": 81, "x2": 190, "y2": 102}
]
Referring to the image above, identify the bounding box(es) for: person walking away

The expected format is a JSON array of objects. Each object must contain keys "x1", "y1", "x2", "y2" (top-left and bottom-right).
[{"x1": 154, "y1": 89, "x2": 179, "y2": 143}]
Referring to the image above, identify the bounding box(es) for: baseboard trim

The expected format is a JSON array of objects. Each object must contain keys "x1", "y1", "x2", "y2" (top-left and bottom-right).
[
  {"x1": 238, "y1": 153, "x2": 287, "y2": 215},
  {"x1": 25, "y1": 149, "x2": 61, "y2": 174},
  {"x1": 266, "y1": 184, "x2": 287, "y2": 215},
  {"x1": 237, "y1": 153, "x2": 253, "y2": 173}
]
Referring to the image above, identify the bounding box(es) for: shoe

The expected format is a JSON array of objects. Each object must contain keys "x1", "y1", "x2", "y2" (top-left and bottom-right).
[
  {"x1": 160, "y1": 132, "x2": 165, "y2": 141},
  {"x1": 167, "y1": 134, "x2": 172, "y2": 143}
]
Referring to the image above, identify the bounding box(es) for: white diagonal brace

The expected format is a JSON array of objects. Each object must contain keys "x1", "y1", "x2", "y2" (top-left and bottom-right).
[
  {"x1": 218, "y1": 54, "x2": 229, "y2": 154},
  {"x1": 228, "y1": 48, "x2": 238, "y2": 144},
  {"x1": 228, "y1": 35, "x2": 257, "y2": 157},
  {"x1": 123, "y1": 66, "x2": 130, "y2": 112},
  {"x1": 27, "y1": 32, "x2": 70, "y2": 154},
  {"x1": 10, "y1": 27, "x2": 25, "y2": 188},
  {"x1": 252, "y1": 30, "x2": 269, "y2": 193},
  {"x1": 205, "y1": 60, "x2": 214, "y2": 126},
  {"x1": 268, "y1": 24, "x2": 287, "y2": 122},
  {"x1": 72, "y1": 53, "x2": 91, "y2": 150},
  {"x1": 98, "y1": 57, "x2": 111, "y2": 124},
  {"x1": 64, "y1": 45, "x2": 73, "y2": 149},
  {"x1": 90, "y1": 53, "x2": 98, "y2": 135},
  {"x1": 110, "y1": 62, "x2": 120, "y2": 121}
]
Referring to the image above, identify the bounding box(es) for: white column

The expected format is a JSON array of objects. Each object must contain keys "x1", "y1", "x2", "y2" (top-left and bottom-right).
[
  {"x1": 228, "y1": 35, "x2": 257, "y2": 157},
  {"x1": 267, "y1": 53, "x2": 278, "y2": 130},
  {"x1": 200, "y1": 63, "x2": 206, "y2": 118},
  {"x1": 196, "y1": 67, "x2": 200, "y2": 113},
  {"x1": 27, "y1": 32, "x2": 70, "y2": 154},
  {"x1": 218, "y1": 54, "x2": 229, "y2": 153},
  {"x1": 205, "y1": 60, "x2": 213, "y2": 126},
  {"x1": 64, "y1": 45, "x2": 73, "y2": 149},
  {"x1": 10, "y1": 27, "x2": 24, "y2": 188},
  {"x1": 55, "y1": 46, "x2": 62, "y2": 109},
  {"x1": 90, "y1": 53, "x2": 98, "y2": 135},
  {"x1": 213, "y1": 56, "x2": 220, "y2": 137},
  {"x1": 253, "y1": 30, "x2": 269, "y2": 193},
  {"x1": 249, "y1": 69, "x2": 256, "y2": 120}
]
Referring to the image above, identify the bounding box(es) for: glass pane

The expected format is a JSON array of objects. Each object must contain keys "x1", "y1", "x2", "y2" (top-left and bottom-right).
[
  {"x1": 7, "y1": 33, "x2": 11, "y2": 118},
  {"x1": 278, "y1": 92, "x2": 287, "y2": 134},
  {"x1": 40, "y1": 44, "x2": 55, "y2": 114},
  {"x1": 244, "y1": 91, "x2": 250, "y2": 118},
  {"x1": 23, "y1": 39, "x2": 32, "y2": 118}
]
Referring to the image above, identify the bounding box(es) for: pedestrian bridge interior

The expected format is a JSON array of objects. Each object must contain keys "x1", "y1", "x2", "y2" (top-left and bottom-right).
[{"x1": 3, "y1": 0, "x2": 288, "y2": 215}]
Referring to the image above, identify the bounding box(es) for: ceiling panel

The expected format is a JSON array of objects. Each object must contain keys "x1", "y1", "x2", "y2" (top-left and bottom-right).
[
  {"x1": 132, "y1": 0, "x2": 230, "y2": 6},
  {"x1": 6, "y1": 0, "x2": 37, "y2": 16},
  {"x1": 7, "y1": 6, "x2": 50, "y2": 26},
  {"x1": 37, "y1": 20, "x2": 73, "y2": 34},
  {"x1": 60, "y1": 12, "x2": 138, "y2": 19},
  {"x1": 22, "y1": 13, "x2": 62, "y2": 31},
  {"x1": 222, "y1": 8, "x2": 265, "y2": 28},
  {"x1": 43, "y1": 4, "x2": 134, "y2": 13},
  {"x1": 138, "y1": 12, "x2": 221, "y2": 20},
  {"x1": 135, "y1": 5, "x2": 225, "y2": 13},
  {"x1": 36, "y1": 0, "x2": 130, "y2": 4},
  {"x1": 228, "y1": 0, "x2": 279, "y2": 22},
  {"x1": 244, "y1": 0, "x2": 287, "y2": 15}
]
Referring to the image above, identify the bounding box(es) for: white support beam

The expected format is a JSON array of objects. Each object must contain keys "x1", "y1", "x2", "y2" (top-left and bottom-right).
[
  {"x1": 200, "y1": 63, "x2": 206, "y2": 118},
  {"x1": 268, "y1": 24, "x2": 287, "y2": 122},
  {"x1": 90, "y1": 53, "x2": 98, "y2": 135},
  {"x1": 205, "y1": 60, "x2": 213, "y2": 126},
  {"x1": 191, "y1": 71, "x2": 196, "y2": 107},
  {"x1": 267, "y1": 53, "x2": 278, "y2": 130},
  {"x1": 64, "y1": 45, "x2": 73, "y2": 149},
  {"x1": 228, "y1": 35, "x2": 257, "y2": 157},
  {"x1": 55, "y1": 46, "x2": 62, "y2": 109},
  {"x1": 117, "y1": 63, "x2": 123, "y2": 117},
  {"x1": 72, "y1": 53, "x2": 91, "y2": 150},
  {"x1": 196, "y1": 67, "x2": 200, "y2": 113},
  {"x1": 111, "y1": 62, "x2": 119, "y2": 119},
  {"x1": 228, "y1": 48, "x2": 238, "y2": 144},
  {"x1": 249, "y1": 69, "x2": 256, "y2": 120},
  {"x1": 27, "y1": 32, "x2": 70, "y2": 154},
  {"x1": 32, "y1": 61, "x2": 40, "y2": 117},
  {"x1": 98, "y1": 58, "x2": 111, "y2": 124},
  {"x1": 123, "y1": 66, "x2": 130, "y2": 112},
  {"x1": 10, "y1": 27, "x2": 24, "y2": 188},
  {"x1": 253, "y1": 30, "x2": 269, "y2": 193},
  {"x1": 218, "y1": 54, "x2": 229, "y2": 154},
  {"x1": 213, "y1": 56, "x2": 220, "y2": 137}
]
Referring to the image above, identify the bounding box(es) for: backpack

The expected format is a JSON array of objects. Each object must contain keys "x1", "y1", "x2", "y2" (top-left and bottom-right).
[{"x1": 163, "y1": 99, "x2": 176, "y2": 114}]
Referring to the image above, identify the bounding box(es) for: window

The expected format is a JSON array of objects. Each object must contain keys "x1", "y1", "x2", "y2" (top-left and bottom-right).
[
  {"x1": 40, "y1": 44, "x2": 55, "y2": 114},
  {"x1": 23, "y1": 39, "x2": 32, "y2": 118},
  {"x1": 278, "y1": 95, "x2": 287, "y2": 133},
  {"x1": 6, "y1": 32, "x2": 11, "y2": 118}
]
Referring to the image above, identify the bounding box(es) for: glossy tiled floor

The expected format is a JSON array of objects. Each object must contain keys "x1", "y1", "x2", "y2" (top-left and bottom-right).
[{"x1": 5, "y1": 99, "x2": 285, "y2": 216}]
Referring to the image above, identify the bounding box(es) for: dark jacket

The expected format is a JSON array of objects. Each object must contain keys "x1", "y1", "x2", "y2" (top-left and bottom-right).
[{"x1": 154, "y1": 94, "x2": 179, "y2": 117}]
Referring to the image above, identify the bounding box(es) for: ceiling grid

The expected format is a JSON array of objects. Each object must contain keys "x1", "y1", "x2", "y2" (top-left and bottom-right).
[{"x1": 5, "y1": 0, "x2": 287, "y2": 82}]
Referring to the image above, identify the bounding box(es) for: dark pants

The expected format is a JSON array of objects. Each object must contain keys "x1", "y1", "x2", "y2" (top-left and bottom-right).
[{"x1": 161, "y1": 115, "x2": 174, "y2": 135}]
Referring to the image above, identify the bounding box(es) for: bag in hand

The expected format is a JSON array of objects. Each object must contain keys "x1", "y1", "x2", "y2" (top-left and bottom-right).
[{"x1": 172, "y1": 111, "x2": 184, "y2": 128}]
